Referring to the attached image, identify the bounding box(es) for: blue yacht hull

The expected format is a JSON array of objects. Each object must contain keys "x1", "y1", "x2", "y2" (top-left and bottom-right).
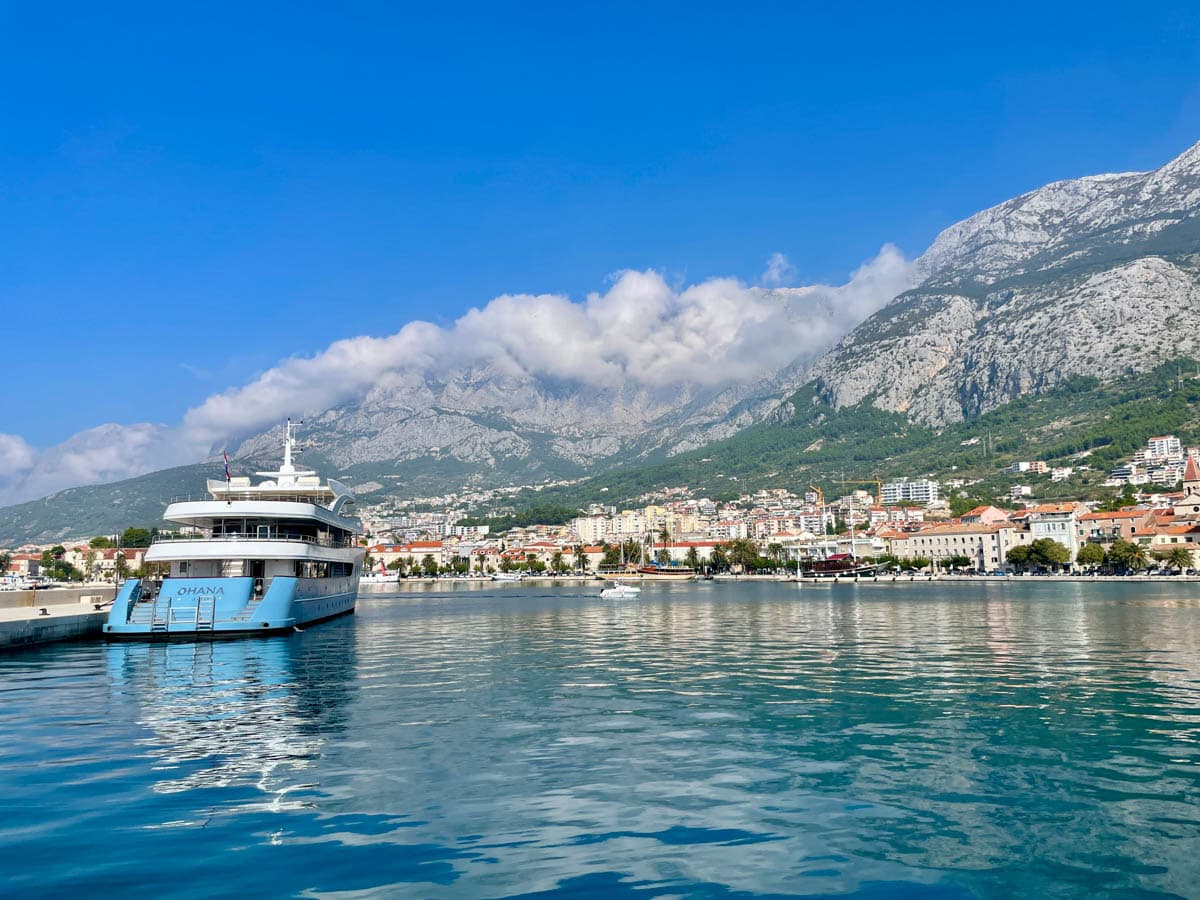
[{"x1": 103, "y1": 577, "x2": 358, "y2": 640}]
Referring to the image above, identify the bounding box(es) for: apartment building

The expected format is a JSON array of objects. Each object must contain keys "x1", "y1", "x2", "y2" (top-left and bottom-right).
[{"x1": 880, "y1": 478, "x2": 939, "y2": 505}]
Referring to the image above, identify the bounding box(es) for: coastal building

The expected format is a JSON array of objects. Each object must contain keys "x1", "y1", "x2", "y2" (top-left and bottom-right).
[
  {"x1": 570, "y1": 516, "x2": 609, "y2": 544},
  {"x1": 889, "y1": 523, "x2": 1025, "y2": 571},
  {"x1": 367, "y1": 540, "x2": 446, "y2": 570},
  {"x1": 1145, "y1": 524, "x2": 1200, "y2": 566},
  {"x1": 1013, "y1": 503, "x2": 1085, "y2": 560},
  {"x1": 1077, "y1": 509, "x2": 1148, "y2": 549},
  {"x1": 649, "y1": 540, "x2": 722, "y2": 563},
  {"x1": 880, "y1": 478, "x2": 939, "y2": 505},
  {"x1": 958, "y1": 505, "x2": 1010, "y2": 525},
  {"x1": 868, "y1": 506, "x2": 926, "y2": 527}
]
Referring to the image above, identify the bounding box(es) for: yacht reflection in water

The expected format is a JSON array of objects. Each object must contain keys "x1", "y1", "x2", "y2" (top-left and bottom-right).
[{"x1": 106, "y1": 620, "x2": 358, "y2": 799}]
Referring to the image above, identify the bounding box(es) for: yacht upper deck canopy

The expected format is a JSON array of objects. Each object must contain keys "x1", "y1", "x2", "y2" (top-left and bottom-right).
[{"x1": 206, "y1": 420, "x2": 356, "y2": 512}]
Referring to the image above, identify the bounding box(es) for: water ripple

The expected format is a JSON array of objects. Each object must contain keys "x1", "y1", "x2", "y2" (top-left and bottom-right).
[{"x1": 2, "y1": 581, "x2": 1200, "y2": 897}]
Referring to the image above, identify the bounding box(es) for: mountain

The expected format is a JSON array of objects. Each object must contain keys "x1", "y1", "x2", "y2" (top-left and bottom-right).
[
  {"x1": 495, "y1": 360, "x2": 1200, "y2": 516},
  {"x1": 3, "y1": 139, "x2": 1200, "y2": 545},
  {"x1": 809, "y1": 141, "x2": 1200, "y2": 424},
  {"x1": 231, "y1": 361, "x2": 807, "y2": 490}
]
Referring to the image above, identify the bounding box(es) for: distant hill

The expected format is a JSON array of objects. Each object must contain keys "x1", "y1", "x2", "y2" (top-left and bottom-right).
[{"x1": 0, "y1": 463, "x2": 221, "y2": 547}]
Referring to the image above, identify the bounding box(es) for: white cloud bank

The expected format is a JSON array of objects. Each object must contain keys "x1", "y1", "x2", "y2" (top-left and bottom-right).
[{"x1": 0, "y1": 246, "x2": 916, "y2": 506}]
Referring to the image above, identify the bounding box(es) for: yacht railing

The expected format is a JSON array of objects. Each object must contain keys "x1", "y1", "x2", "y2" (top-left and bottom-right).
[
  {"x1": 151, "y1": 532, "x2": 358, "y2": 549},
  {"x1": 168, "y1": 492, "x2": 334, "y2": 505}
]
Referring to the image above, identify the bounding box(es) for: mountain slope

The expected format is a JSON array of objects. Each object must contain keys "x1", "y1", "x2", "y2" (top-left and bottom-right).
[
  {"x1": 810, "y1": 140, "x2": 1200, "y2": 424},
  {"x1": 503, "y1": 360, "x2": 1200, "y2": 515}
]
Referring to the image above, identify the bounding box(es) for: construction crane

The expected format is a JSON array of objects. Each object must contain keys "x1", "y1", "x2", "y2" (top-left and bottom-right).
[
  {"x1": 807, "y1": 483, "x2": 824, "y2": 508},
  {"x1": 837, "y1": 476, "x2": 884, "y2": 505}
]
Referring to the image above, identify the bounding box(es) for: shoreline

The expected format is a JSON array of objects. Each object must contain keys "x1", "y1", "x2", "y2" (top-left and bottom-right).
[{"x1": 361, "y1": 572, "x2": 1200, "y2": 587}]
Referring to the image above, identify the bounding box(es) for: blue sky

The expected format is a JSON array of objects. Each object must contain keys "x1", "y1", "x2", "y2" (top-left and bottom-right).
[{"x1": 2, "y1": 1, "x2": 1199, "y2": 448}]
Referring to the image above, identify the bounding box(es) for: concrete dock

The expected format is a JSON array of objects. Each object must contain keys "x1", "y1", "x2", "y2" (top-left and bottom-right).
[{"x1": 0, "y1": 587, "x2": 114, "y2": 650}]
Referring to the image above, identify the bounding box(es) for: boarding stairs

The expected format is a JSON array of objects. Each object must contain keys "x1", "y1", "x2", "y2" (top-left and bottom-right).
[{"x1": 228, "y1": 596, "x2": 265, "y2": 623}]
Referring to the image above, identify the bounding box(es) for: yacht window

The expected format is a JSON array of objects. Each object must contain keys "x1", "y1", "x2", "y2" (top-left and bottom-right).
[{"x1": 257, "y1": 525, "x2": 271, "y2": 539}]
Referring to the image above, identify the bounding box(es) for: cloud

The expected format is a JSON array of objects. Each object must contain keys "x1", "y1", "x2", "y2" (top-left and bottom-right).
[
  {"x1": 761, "y1": 252, "x2": 796, "y2": 287},
  {"x1": 0, "y1": 434, "x2": 36, "y2": 474},
  {"x1": 0, "y1": 247, "x2": 916, "y2": 507}
]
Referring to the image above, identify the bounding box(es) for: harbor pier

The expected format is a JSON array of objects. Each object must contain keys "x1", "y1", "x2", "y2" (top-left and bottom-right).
[{"x1": 0, "y1": 587, "x2": 113, "y2": 649}]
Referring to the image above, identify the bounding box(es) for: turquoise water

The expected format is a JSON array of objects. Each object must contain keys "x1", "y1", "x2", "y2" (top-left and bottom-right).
[{"x1": 2, "y1": 580, "x2": 1200, "y2": 898}]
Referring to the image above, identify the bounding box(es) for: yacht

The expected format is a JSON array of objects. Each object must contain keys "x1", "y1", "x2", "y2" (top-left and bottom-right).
[
  {"x1": 104, "y1": 421, "x2": 365, "y2": 640},
  {"x1": 490, "y1": 572, "x2": 525, "y2": 582}
]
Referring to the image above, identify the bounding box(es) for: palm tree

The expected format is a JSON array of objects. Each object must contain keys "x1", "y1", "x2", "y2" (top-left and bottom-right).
[
  {"x1": 684, "y1": 546, "x2": 700, "y2": 570},
  {"x1": 1165, "y1": 546, "x2": 1193, "y2": 572},
  {"x1": 573, "y1": 545, "x2": 588, "y2": 573},
  {"x1": 1127, "y1": 544, "x2": 1149, "y2": 572}
]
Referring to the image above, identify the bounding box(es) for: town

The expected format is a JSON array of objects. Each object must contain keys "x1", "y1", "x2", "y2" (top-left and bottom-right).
[{"x1": 8, "y1": 435, "x2": 1200, "y2": 583}]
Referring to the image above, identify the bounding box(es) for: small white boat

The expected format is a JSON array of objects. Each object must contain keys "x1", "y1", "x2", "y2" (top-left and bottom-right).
[
  {"x1": 358, "y1": 573, "x2": 398, "y2": 585},
  {"x1": 600, "y1": 582, "x2": 641, "y2": 599},
  {"x1": 491, "y1": 573, "x2": 525, "y2": 582}
]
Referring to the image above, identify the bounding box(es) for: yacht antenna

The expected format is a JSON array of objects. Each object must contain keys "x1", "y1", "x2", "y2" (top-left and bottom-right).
[{"x1": 283, "y1": 419, "x2": 295, "y2": 473}]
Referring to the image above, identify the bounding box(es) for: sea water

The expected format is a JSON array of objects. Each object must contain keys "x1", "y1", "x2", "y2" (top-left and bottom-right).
[{"x1": 2, "y1": 580, "x2": 1199, "y2": 898}]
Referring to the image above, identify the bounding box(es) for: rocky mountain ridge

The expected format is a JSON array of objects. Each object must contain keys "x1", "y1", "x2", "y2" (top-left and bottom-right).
[
  {"x1": 810, "y1": 139, "x2": 1200, "y2": 424},
  {"x1": 231, "y1": 301, "x2": 821, "y2": 490}
]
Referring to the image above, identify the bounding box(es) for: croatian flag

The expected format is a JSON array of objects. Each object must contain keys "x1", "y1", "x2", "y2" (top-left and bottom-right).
[{"x1": 223, "y1": 450, "x2": 231, "y2": 482}]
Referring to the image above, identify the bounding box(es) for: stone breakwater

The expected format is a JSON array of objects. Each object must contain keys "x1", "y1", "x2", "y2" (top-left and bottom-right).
[{"x1": 0, "y1": 587, "x2": 114, "y2": 650}]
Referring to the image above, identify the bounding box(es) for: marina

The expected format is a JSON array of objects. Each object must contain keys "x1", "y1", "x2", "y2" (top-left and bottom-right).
[{"x1": 3, "y1": 579, "x2": 1199, "y2": 896}]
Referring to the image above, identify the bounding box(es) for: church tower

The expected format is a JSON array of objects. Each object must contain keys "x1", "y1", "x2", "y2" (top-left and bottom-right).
[{"x1": 1185, "y1": 454, "x2": 1200, "y2": 496}]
